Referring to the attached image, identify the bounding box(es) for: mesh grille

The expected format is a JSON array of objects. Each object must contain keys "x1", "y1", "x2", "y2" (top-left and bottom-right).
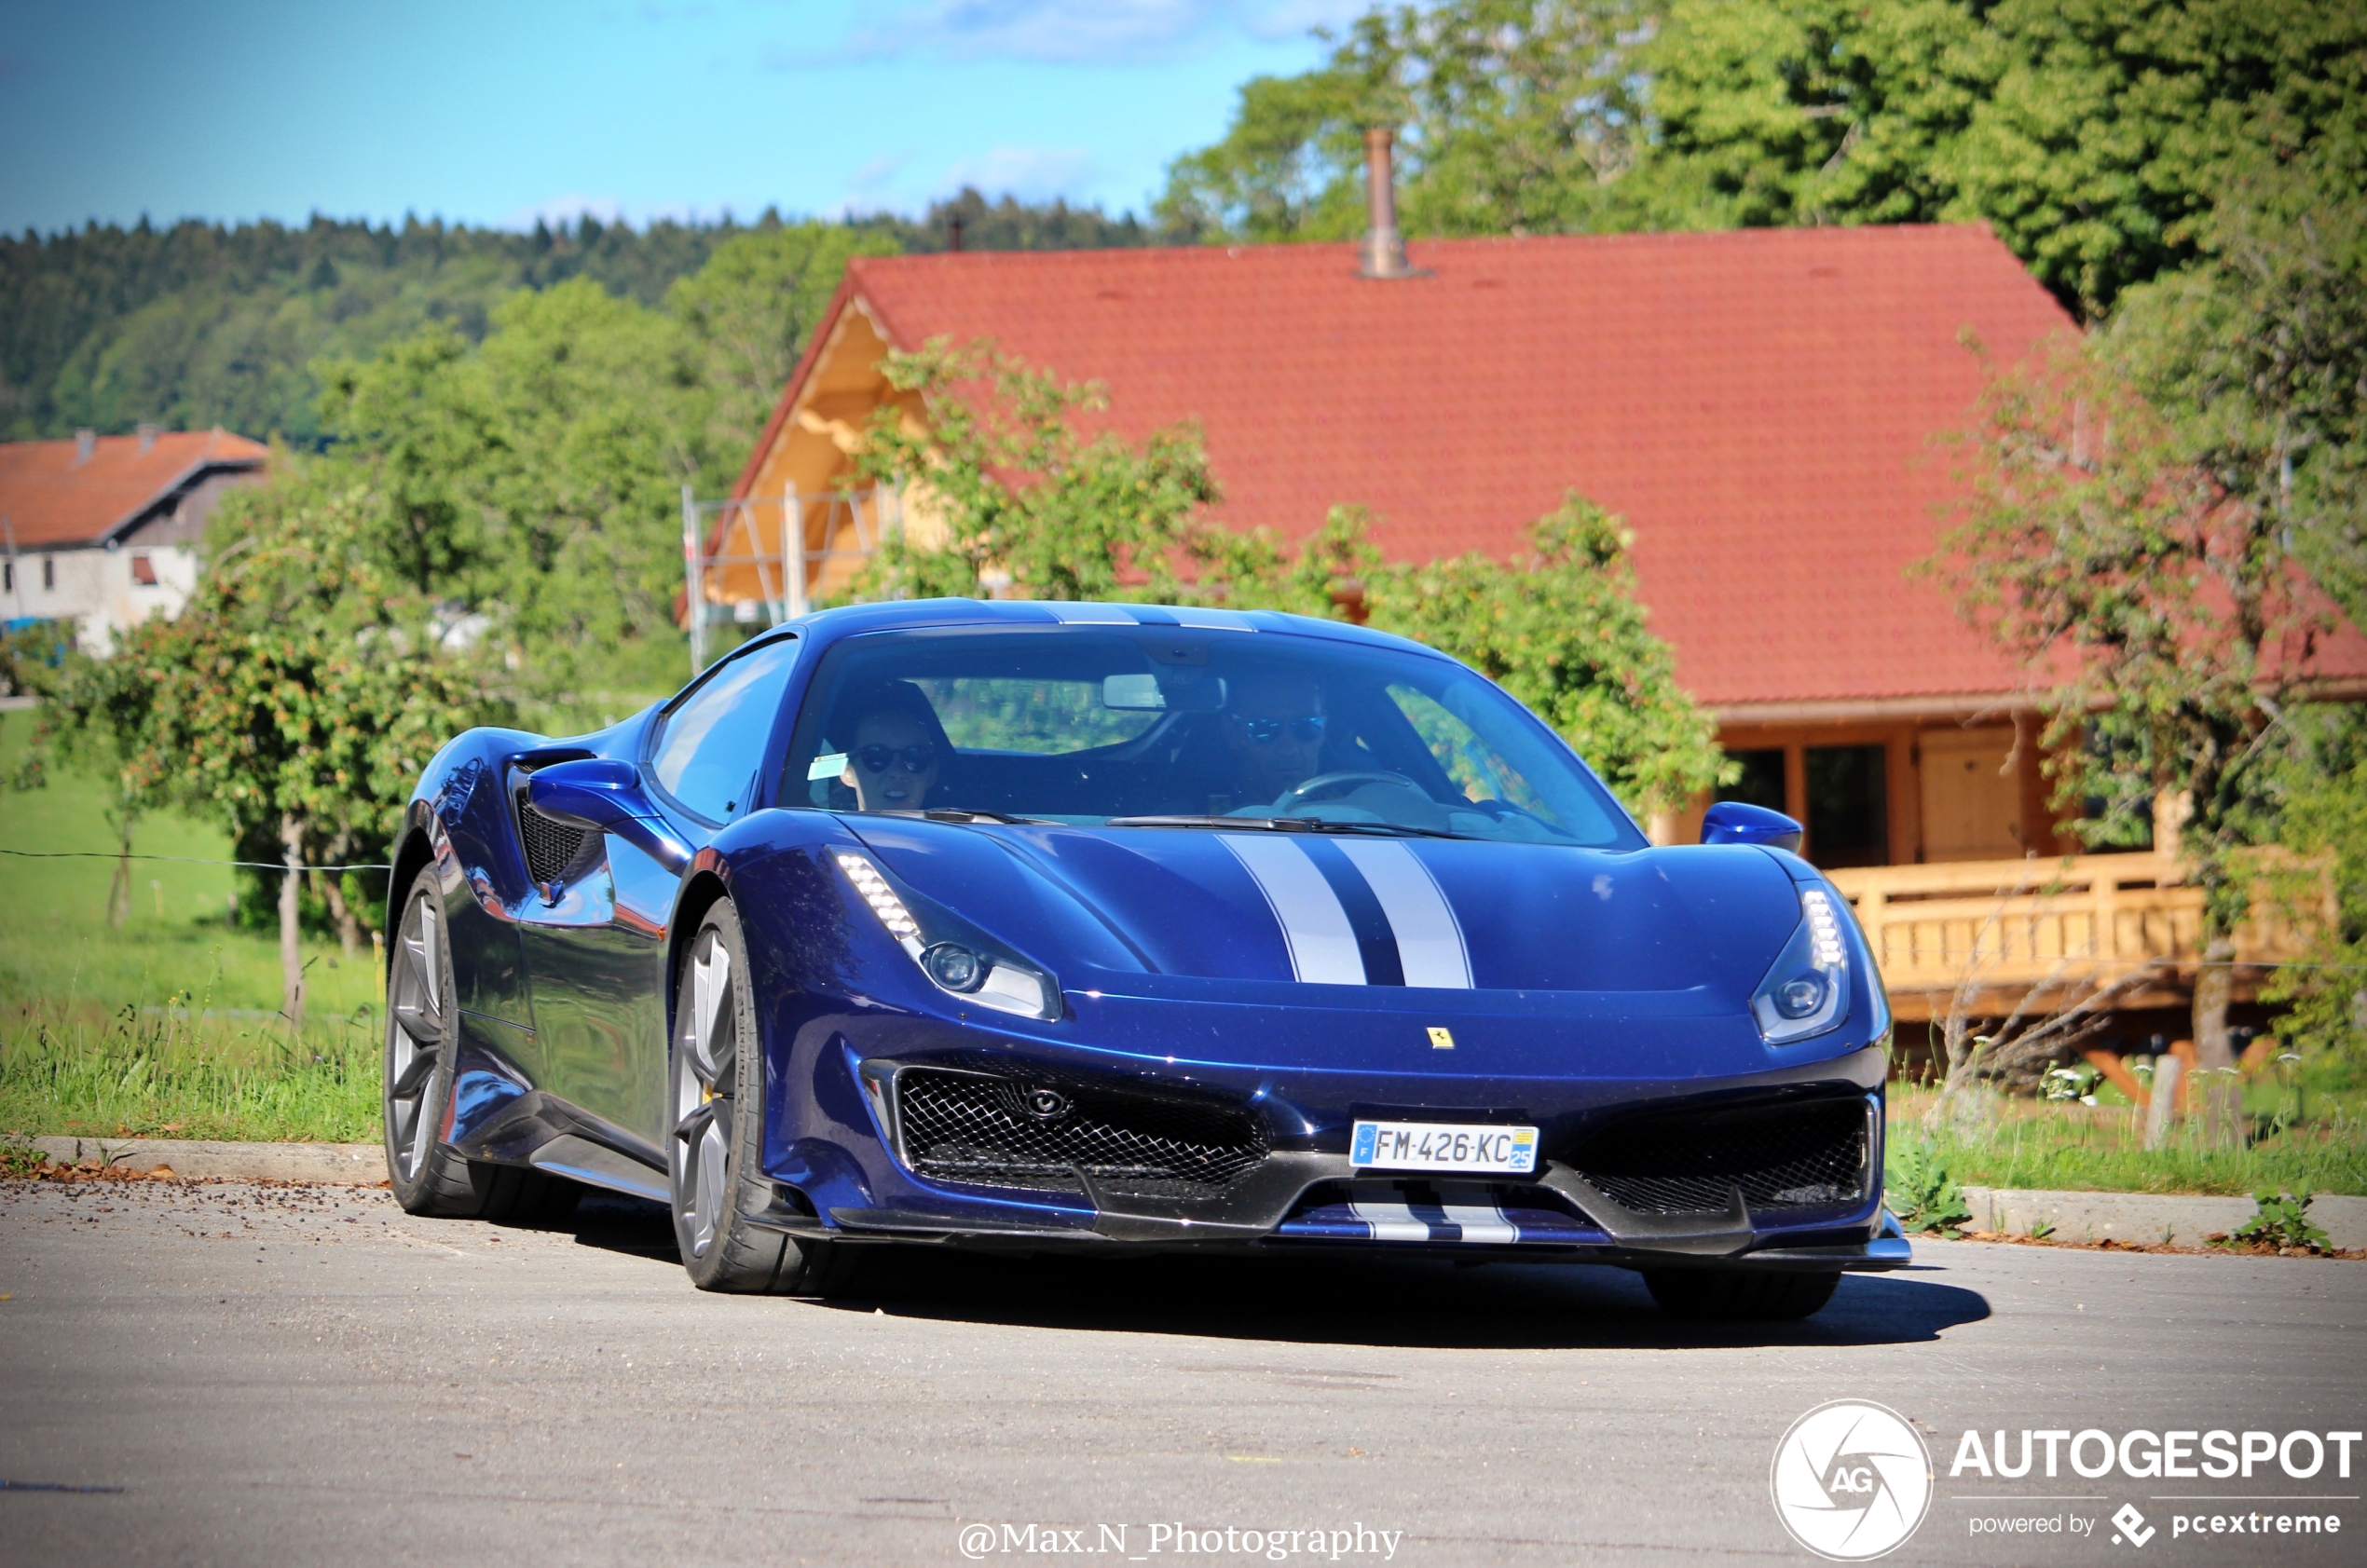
[
  {"x1": 517, "y1": 798, "x2": 595, "y2": 888},
  {"x1": 1567, "y1": 1098, "x2": 1870, "y2": 1215},
  {"x1": 896, "y1": 1068, "x2": 1268, "y2": 1198}
]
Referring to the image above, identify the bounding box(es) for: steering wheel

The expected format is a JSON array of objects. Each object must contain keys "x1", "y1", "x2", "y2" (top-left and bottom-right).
[{"x1": 1271, "y1": 770, "x2": 1419, "y2": 813}]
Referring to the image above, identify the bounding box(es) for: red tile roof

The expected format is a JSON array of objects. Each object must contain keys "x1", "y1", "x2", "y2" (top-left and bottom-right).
[
  {"x1": 748, "y1": 227, "x2": 2367, "y2": 708},
  {"x1": 0, "y1": 429, "x2": 268, "y2": 551}
]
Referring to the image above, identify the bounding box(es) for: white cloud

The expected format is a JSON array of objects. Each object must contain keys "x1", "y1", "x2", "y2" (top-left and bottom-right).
[
  {"x1": 1239, "y1": 0, "x2": 1368, "y2": 42},
  {"x1": 839, "y1": 1, "x2": 1208, "y2": 64},
  {"x1": 847, "y1": 152, "x2": 909, "y2": 194},
  {"x1": 936, "y1": 144, "x2": 1095, "y2": 201},
  {"x1": 815, "y1": 0, "x2": 1359, "y2": 66}
]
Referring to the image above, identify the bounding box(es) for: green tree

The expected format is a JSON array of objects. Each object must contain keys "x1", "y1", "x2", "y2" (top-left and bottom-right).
[
  {"x1": 2248, "y1": 705, "x2": 2367, "y2": 1060},
  {"x1": 1636, "y1": 0, "x2": 2367, "y2": 314},
  {"x1": 127, "y1": 470, "x2": 500, "y2": 1027},
  {"x1": 1928, "y1": 319, "x2": 2336, "y2": 1138},
  {"x1": 1159, "y1": 1, "x2": 1659, "y2": 242},
  {"x1": 315, "y1": 279, "x2": 717, "y2": 721}
]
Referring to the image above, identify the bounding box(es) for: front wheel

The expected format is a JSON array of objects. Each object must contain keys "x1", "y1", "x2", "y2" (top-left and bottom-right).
[
  {"x1": 1644, "y1": 1269, "x2": 1839, "y2": 1321},
  {"x1": 383, "y1": 866, "x2": 580, "y2": 1222},
  {"x1": 670, "y1": 900, "x2": 864, "y2": 1294}
]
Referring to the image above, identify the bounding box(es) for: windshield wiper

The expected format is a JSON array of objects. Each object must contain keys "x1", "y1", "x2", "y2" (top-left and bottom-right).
[{"x1": 1103, "y1": 814, "x2": 1473, "y2": 840}]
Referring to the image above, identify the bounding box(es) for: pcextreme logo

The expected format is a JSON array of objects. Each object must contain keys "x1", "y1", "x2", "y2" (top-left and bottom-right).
[{"x1": 1771, "y1": 1400, "x2": 1935, "y2": 1561}]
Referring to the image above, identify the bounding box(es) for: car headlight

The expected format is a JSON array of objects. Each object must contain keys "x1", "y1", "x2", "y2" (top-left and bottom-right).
[
  {"x1": 832, "y1": 852, "x2": 1060, "y2": 1020},
  {"x1": 1751, "y1": 884, "x2": 1851, "y2": 1043}
]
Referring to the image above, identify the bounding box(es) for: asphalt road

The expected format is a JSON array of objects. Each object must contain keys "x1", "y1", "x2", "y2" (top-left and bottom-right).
[{"x1": 2, "y1": 1178, "x2": 2361, "y2": 1567}]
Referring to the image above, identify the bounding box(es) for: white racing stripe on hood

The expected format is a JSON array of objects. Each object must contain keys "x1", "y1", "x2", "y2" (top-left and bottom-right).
[
  {"x1": 1333, "y1": 839, "x2": 1473, "y2": 989},
  {"x1": 1221, "y1": 834, "x2": 1364, "y2": 984}
]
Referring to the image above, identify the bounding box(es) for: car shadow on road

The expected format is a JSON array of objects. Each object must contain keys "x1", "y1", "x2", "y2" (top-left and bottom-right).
[
  {"x1": 555, "y1": 1193, "x2": 1989, "y2": 1349},
  {"x1": 812, "y1": 1249, "x2": 1990, "y2": 1350}
]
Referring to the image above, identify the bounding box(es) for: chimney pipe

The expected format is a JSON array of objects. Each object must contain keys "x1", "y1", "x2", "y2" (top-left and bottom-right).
[
  {"x1": 1359, "y1": 127, "x2": 1416, "y2": 280},
  {"x1": 948, "y1": 211, "x2": 965, "y2": 252},
  {"x1": 75, "y1": 429, "x2": 96, "y2": 466},
  {"x1": 137, "y1": 422, "x2": 159, "y2": 455}
]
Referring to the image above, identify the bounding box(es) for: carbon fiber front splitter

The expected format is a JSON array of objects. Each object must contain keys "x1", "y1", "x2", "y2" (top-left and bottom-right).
[{"x1": 746, "y1": 1153, "x2": 1912, "y2": 1272}]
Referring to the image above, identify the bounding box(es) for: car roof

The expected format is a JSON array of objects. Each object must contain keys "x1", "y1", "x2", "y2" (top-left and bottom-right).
[{"x1": 790, "y1": 598, "x2": 1447, "y2": 662}]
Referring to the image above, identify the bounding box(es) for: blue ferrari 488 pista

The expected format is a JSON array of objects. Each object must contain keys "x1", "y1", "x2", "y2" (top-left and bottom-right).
[{"x1": 383, "y1": 599, "x2": 1907, "y2": 1316}]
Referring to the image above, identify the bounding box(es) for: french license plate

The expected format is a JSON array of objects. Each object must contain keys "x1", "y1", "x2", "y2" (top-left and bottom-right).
[{"x1": 1351, "y1": 1120, "x2": 1538, "y2": 1174}]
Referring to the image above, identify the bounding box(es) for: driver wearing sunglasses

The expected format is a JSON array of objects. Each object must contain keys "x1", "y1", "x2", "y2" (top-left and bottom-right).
[
  {"x1": 836, "y1": 682, "x2": 946, "y2": 812},
  {"x1": 1220, "y1": 671, "x2": 1329, "y2": 808}
]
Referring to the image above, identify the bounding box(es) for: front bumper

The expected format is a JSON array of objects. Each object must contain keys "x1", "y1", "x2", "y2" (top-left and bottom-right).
[{"x1": 765, "y1": 1021, "x2": 1909, "y2": 1271}]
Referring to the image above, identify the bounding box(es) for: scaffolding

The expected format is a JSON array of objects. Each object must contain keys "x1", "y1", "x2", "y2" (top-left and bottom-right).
[{"x1": 678, "y1": 482, "x2": 902, "y2": 672}]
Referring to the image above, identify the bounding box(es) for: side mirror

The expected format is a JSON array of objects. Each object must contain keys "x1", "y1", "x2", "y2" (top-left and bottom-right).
[
  {"x1": 527, "y1": 758, "x2": 691, "y2": 874},
  {"x1": 1702, "y1": 799, "x2": 1803, "y2": 854}
]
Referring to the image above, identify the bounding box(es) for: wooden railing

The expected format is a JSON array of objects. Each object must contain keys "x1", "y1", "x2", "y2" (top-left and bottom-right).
[{"x1": 1823, "y1": 850, "x2": 2329, "y2": 1015}]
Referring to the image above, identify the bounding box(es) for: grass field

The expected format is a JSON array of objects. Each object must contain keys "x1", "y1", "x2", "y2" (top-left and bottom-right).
[
  {"x1": 0, "y1": 710, "x2": 384, "y2": 1141},
  {"x1": 1885, "y1": 1062, "x2": 2367, "y2": 1199}
]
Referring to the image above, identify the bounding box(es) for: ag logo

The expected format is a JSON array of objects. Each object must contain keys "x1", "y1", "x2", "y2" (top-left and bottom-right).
[{"x1": 1770, "y1": 1399, "x2": 1933, "y2": 1560}]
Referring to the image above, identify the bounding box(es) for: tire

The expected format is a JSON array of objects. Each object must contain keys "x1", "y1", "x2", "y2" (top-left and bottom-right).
[
  {"x1": 1644, "y1": 1268, "x2": 1840, "y2": 1321},
  {"x1": 670, "y1": 900, "x2": 865, "y2": 1294},
  {"x1": 383, "y1": 866, "x2": 581, "y2": 1223}
]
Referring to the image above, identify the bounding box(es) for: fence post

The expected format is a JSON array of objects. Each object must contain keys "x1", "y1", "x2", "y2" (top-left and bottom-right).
[
  {"x1": 681, "y1": 484, "x2": 707, "y2": 675},
  {"x1": 784, "y1": 483, "x2": 807, "y2": 620},
  {"x1": 2143, "y1": 1054, "x2": 2183, "y2": 1151}
]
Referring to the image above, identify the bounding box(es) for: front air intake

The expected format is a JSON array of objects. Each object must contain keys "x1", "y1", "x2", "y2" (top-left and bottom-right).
[
  {"x1": 1564, "y1": 1096, "x2": 1872, "y2": 1216},
  {"x1": 893, "y1": 1068, "x2": 1268, "y2": 1199}
]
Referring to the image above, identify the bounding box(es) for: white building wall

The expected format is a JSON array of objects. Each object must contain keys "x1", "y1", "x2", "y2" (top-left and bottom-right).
[{"x1": 6, "y1": 542, "x2": 198, "y2": 655}]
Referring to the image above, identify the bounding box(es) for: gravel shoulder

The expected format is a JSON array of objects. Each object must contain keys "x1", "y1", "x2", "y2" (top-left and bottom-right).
[{"x1": 2, "y1": 1178, "x2": 2361, "y2": 1567}]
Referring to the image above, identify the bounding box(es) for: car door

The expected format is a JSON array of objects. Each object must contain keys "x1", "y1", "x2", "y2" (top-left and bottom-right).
[{"x1": 515, "y1": 634, "x2": 803, "y2": 1147}]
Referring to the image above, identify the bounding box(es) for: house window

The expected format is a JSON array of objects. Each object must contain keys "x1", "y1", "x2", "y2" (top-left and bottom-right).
[
  {"x1": 2, "y1": 562, "x2": 10, "y2": 593},
  {"x1": 130, "y1": 552, "x2": 157, "y2": 586},
  {"x1": 1718, "y1": 749, "x2": 1786, "y2": 813},
  {"x1": 1805, "y1": 744, "x2": 1888, "y2": 867},
  {"x1": 42, "y1": 556, "x2": 55, "y2": 591}
]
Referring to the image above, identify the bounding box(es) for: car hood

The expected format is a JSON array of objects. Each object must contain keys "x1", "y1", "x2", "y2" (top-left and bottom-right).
[{"x1": 845, "y1": 819, "x2": 1803, "y2": 1004}]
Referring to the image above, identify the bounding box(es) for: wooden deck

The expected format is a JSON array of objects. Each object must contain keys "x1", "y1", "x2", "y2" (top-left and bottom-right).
[{"x1": 1824, "y1": 850, "x2": 2329, "y2": 1023}]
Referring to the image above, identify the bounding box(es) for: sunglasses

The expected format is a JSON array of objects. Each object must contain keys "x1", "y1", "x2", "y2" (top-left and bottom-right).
[
  {"x1": 1234, "y1": 715, "x2": 1326, "y2": 745},
  {"x1": 855, "y1": 743, "x2": 938, "y2": 774}
]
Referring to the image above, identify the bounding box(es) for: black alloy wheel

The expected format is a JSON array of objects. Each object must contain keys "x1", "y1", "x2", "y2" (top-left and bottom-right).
[
  {"x1": 670, "y1": 899, "x2": 864, "y2": 1294},
  {"x1": 1643, "y1": 1268, "x2": 1840, "y2": 1321},
  {"x1": 382, "y1": 866, "x2": 580, "y2": 1221}
]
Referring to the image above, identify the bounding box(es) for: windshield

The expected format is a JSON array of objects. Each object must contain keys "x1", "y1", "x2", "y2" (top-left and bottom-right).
[{"x1": 780, "y1": 625, "x2": 1642, "y2": 848}]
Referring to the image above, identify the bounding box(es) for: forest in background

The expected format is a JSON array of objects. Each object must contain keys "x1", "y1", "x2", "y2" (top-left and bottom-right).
[{"x1": 0, "y1": 189, "x2": 1155, "y2": 446}]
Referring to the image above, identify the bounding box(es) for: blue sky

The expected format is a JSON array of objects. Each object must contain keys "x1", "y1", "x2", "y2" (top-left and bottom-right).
[{"x1": 0, "y1": 0, "x2": 1359, "y2": 235}]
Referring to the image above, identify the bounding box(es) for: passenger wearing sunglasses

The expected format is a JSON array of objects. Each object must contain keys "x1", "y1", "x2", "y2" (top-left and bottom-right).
[
  {"x1": 1218, "y1": 671, "x2": 1329, "y2": 809},
  {"x1": 836, "y1": 682, "x2": 947, "y2": 812}
]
